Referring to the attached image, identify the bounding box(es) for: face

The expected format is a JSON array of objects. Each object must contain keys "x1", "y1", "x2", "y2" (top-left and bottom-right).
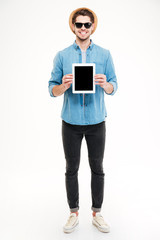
[{"x1": 72, "y1": 15, "x2": 94, "y2": 41}]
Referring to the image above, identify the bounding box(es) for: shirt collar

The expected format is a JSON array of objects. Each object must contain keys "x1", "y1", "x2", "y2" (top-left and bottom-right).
[{"x1": 73, "y1": 39, "x2": 94, "y2": 50}]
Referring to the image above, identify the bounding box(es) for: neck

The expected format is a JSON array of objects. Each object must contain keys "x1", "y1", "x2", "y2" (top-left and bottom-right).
[{"x1": 75, "y1": 37, "x2": 91, "y2": 51}]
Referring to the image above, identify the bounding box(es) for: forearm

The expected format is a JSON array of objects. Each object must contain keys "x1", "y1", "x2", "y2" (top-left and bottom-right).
[
  {"x1": 52, "y1": 74, "x2": 73, "y2": 96},
  {"x1": 103, "y1": 82, "x2": 114, "y2": 94},
  {"x1": 52, "y1": 84, "x2": 67, "y2": 97}
]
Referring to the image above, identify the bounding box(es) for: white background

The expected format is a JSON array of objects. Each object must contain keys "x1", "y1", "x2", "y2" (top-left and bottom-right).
[{"x1": 0, "y1": 0, "x2": 160, "y2": 239}]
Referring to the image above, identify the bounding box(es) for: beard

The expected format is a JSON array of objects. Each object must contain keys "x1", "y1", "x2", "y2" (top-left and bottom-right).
[{"x1": 76, "y1": 33, "x2": 90, "y2": 42}]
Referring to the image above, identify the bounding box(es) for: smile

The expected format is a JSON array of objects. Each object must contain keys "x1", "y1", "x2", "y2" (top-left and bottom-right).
[{"x1": 79, "y1": 31, "x2": 87, "y2": 35}]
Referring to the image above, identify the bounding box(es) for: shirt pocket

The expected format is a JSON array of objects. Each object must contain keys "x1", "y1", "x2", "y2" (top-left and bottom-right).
[
  {"x1": 63, "y1": 67, "x2": 72, "y2": 76},
  {"x1": 93, "y1": 62, "x2": 104, "y2": 74}
]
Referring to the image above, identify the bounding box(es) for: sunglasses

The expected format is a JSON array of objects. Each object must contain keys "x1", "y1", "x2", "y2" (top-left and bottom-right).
[{"x1": 74, "y1": 22, "x2": 92, "y2": 29}]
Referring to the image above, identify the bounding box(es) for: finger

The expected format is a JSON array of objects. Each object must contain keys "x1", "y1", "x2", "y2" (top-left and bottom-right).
[
  {"x1": 64, "y1": 76, "x2": 73, "y2": 80},
  {"x1": 94, "y1": 74, "x2": 106, "y2": 80},
  {"x1": 63, "y1": 80, "x2": 72, "y2": 84},
  {"x1": 63, "y1": 74, "x2": 73, "y2": 78},
  {"x1": 64, "y1": 77, "x2": 73, "y2": 80},
  {"x1": 63, "y1": 77, "x2": 73, "y2": 81},
  {"x1": 94, "y1": 80, "x2": 105, "y2": 83},
  {"x1": 94, "y1": 76, "x2": 105, "y2": 80},
  {"x1": 94, "y1": 78, "x2": 105, "y2": 81},
  {"x1": 63, "y1": 79, "x2": 73, "y2": 83},
  {"x1": 94, "y1": 74, "x2": 105, "y2": 77}
]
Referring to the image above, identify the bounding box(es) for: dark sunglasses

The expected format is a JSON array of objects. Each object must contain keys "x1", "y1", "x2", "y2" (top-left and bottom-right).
[{"x1": 74, "y1": 22, "x2": 92, "y2": 29}]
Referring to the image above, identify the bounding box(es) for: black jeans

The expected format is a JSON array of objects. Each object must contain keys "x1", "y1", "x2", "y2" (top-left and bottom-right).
[{"x1": 62, "y1": 120, "x2": 106, "y2": 213}]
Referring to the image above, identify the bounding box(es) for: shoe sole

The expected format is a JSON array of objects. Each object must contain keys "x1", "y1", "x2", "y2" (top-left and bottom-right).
[
  {"x1": 63, "y1": 220, "x2": 79, "y2": 233},
  {"x1": 92, "y1": 220, "x2": 110, "y2": 233}
]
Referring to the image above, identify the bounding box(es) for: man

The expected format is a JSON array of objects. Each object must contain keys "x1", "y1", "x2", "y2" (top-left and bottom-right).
[{"x1": 48, "y1": 7, "x2": 118, "y2": 233}]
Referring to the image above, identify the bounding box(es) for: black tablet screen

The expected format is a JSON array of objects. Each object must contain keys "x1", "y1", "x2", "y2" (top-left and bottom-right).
[{"x1": 75, "y1": 66, "x2": 93, "y2": 91}]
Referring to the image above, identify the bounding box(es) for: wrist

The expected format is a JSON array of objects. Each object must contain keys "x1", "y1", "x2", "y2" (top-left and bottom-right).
[
  {"x1": 104, "y1": 82, "x2": 114, "y2": 94},
  {"x1": 103, "y1": 82, "x2": 108, "y2": 89},
  {"x1": 62, "y1": 83, "x2": 67, "y2": 91}
]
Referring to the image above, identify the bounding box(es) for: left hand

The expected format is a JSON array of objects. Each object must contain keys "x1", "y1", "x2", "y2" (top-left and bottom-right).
[{"x1": 94, "y1": 74, "x2": 107, "y2": 88}]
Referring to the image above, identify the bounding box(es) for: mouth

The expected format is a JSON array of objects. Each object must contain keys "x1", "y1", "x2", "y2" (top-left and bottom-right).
[{"x1": 79, "y1": 31, "x2": 88, "y2": 36}]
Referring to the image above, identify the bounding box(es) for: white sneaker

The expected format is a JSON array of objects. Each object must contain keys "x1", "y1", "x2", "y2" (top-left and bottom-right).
[
  {"x1": 63, "y1": 213, "x2": 79, "y2": 233},
  {"x1": 92, "y1": 212, "x2": 110, "y2": 233}
]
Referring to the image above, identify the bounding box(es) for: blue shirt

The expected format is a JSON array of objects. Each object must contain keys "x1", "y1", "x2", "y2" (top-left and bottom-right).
[{"x1": 48, "y1": 40, "x2": 118, "y2": 125}]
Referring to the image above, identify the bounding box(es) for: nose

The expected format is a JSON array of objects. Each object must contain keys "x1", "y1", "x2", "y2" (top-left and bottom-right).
[{"x1": 81, "y1": 24, "x2": 85, "y2": 30}]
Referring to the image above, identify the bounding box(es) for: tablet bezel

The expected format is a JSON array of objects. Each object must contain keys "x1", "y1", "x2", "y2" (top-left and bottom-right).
[{"x1": 72, "y1": 63, "x2": 95, "y2": 94}]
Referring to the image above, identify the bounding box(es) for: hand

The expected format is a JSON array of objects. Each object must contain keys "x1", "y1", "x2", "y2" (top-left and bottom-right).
[
  {"x1": 94, "y1": 74, "x2": 107, "y2": 88},
  {"x1": 62, "y1": 74, "x2": 73, "y2": 90}
]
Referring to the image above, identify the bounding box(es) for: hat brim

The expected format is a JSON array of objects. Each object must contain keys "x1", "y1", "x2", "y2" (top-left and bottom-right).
[{"x1": 69, "y1": 7, "x2": 98, "y2": 34}]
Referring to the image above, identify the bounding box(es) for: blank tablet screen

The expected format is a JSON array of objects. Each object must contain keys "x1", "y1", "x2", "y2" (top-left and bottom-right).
[
  {"x1": 72, "y1": 63, "x2": 95, "y2": 94},
  {"x1": 75, "y1": 66, "x2": 93, "y2": 90}
]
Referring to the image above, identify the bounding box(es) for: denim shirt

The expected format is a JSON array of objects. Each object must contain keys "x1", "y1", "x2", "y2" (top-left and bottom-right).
[{"x1": 48, "y1": 40, "x2": 118, "y2": 125}]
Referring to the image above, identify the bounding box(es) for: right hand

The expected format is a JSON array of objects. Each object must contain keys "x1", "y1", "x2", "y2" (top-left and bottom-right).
[{"x1": 62, "y1": 74, "x2": 73, "y2": 90}]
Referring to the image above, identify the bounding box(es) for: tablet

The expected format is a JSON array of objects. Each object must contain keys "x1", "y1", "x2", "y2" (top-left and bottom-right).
[{"x1": 72, "y1": 63, "x2": 95, "y2": 94}]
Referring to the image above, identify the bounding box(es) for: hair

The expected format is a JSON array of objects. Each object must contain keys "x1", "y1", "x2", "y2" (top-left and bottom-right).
[{"x1": 72, "y1": 9, "x2": 94, "y2": 24}]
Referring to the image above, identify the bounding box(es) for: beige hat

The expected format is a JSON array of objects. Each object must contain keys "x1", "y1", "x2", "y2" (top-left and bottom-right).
[{"x1": 69, "y1": 7, "x2": 98, "y2": 34}]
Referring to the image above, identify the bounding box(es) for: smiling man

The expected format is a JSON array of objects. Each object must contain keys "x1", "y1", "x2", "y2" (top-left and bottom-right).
[{"x1": 48, "y1": 7, "x2": 118, "y2": 233}]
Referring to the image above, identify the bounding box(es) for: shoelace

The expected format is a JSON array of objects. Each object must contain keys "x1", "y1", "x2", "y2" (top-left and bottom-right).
[{"x1": 66, "y1": 214, "x2": 77, "y2": 226}]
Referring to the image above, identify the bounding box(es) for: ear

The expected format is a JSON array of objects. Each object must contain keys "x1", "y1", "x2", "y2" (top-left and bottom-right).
[
  {"x1": 91, "y1": 23, "x2": 95, "y2": 33},
  {"x1": 72, "y1": 23, "x2": 75, "y2": 33}
]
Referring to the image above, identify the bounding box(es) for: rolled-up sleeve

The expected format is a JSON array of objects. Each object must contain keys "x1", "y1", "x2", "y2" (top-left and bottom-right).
[
  {"x1": 105, "y1": 51, "x2": 118, "y2": 96},
  {"x1": 48, "y1": 51, "x2": 63, "y2": 97}
]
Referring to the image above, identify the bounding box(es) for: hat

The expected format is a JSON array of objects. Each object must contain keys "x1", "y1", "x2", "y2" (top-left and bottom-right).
[{"x1": 69, "y1": 7, "x2": 98, "y2": 34}]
